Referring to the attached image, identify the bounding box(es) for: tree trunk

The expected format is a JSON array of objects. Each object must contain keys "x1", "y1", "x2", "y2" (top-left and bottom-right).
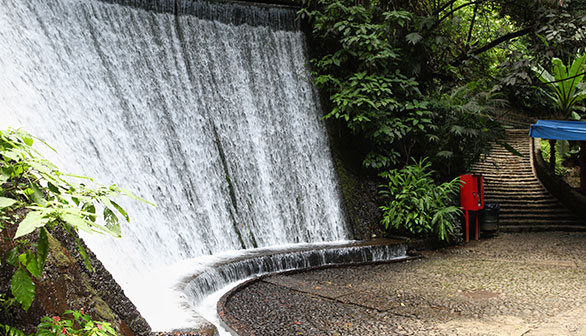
[
  {"x1": 549, "y1": 139, "x2": 556, "y2": 174},
  {"x1": 580, "y1": 141, "x2": 586, "y2": 194}
]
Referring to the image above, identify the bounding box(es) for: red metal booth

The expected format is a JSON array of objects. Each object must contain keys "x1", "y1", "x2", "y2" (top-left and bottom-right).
[{"x1": 459, "y1": 174, "x2": 484, "y2": 242}]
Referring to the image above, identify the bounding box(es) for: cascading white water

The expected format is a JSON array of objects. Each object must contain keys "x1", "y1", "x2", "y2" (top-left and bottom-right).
[{"x1": 0, "y1": 0, "x2": 350, "y2": 329}]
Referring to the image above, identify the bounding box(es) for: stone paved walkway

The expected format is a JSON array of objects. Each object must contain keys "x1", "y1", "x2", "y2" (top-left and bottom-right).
[{"x1": 221, "y1": 232, "x2": 586, "y2": 335}]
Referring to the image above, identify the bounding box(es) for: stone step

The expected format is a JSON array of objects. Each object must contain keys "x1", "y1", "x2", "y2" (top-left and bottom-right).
[
  {"x1": 485, "y1": 184, "x2": 545, "y2": 190},
  {"x1": 474, "y1": 159, "x2": 530, "y2": 164},
  {"x1": 499, "y1": 214, "x2": 578, "y2": 222},
  {"x1": 497, "y1": 202, "x2": 564, "y2": 209},
  {"x1": 484, "y1": 176, "x2": 540, "y2": 181},
  {"x1": 485, "y1": 200, "x2": 562, "y2": 207},
  {"x1": 478, "y1": 153, "x2": 530, "y2": 158},
  {"x1": 499, "y1": 207, "x2": 571, "y2": 214},
  {"x1": 485, "y1": 195, "x2": 550, "y2": 200},
  {"x1": 485, "y1": 191, "x2": 549, "y2": 197},
  {"x1": 484, "y1": 182, "x2": 543, "y2": 189},
  {"x1": 472, "y1": 171, "x2": 535, "y2": 176},
  {"x1": 499, "y1": 218, "x2": 585, "y2": 226},
  {"x1": 483, "y1": 184, "x2": 540, "y2": 188},
  {"x1": 472, "y1": 166, "x2": 531, "y2": 171},
  {"x1": 484, "y1": 196, "x2": 557, "y2": 204},
  {"x1": 474, "y1": 160, "x2": 530, "y2": 164},
  {"x1": 471, "y1": 167, "x2": 533, "y2": 173},
  {"x1": 466, "y1": 127, "x2": 586, "y2": 232},
  {"x1": 499, "y1": 225, "x2": 586, "y2": 232}
]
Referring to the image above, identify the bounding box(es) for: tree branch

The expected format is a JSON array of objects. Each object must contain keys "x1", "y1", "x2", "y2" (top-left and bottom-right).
[
  {"x1": 452, "y1": 27, "x2": 533, "y2": 66},
  {"x1": 432, "y1": 0, "x2": 458, "y2": 17},
  {"x1": 465, "y1": 3, "x2": 479, "y2": 49},
  {"x1": 428, "y1": 1, "x2": 485, "y2": 32}
]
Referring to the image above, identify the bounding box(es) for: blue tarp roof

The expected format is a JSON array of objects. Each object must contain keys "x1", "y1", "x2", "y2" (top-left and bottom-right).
[{"x1": 528, "y1": 120, "x2": 586, "y2": 141}]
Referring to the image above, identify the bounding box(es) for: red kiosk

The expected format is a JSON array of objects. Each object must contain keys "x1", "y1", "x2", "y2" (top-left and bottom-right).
[{"x1": 459, "y1": 174, "x2": 484, "y2": 242}]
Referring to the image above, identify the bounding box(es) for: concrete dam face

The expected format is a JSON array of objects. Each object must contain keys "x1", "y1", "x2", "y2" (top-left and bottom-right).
[{"x1": 0, "y1": 0, "x2": 351, "y2": 329}]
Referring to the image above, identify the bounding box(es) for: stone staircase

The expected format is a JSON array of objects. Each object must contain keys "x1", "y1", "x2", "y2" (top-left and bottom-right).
[{"x1": 470, "y1": 128, "x2": 586, "y2": 232}]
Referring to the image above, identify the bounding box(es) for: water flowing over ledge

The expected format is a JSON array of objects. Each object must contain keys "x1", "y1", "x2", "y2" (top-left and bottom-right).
[
  {"x1": 0, "y1": 0, "x2": 349, "y2": 331},
  {"x1": 96, "y1": 0, "x2": 300, "y2": 30},
  {"x1": 138, "y1": 240, "x2": 408, "y2": 331}
]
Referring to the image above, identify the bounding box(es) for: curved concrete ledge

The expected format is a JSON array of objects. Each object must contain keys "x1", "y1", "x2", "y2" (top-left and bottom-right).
[
  {"x1": 531, "y1": 138, "x2": 586, "y2": 221},
  {"x1": 97, "y1": 0, "x2": 300, "y2": 30},
  {"x1": 217, "y1": 253, "x2": 420, "y2": 335},
  {"x1": 157, "y1": 239, "x2": 408, "y2": 334}
]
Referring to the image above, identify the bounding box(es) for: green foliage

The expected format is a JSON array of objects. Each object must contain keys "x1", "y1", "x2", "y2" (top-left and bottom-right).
[
  {"x1": 9, "y1": 268, "x2": 35, "y2": 312},
  {"x1": 302, "y1": 0, "x2": 509, "y2": 175},
  {"x1": 497, "y1": 2, "x2": 586, "y2": 114},
  {"x1": 0, "y1": 308, "x2": 118, "y2": 336},
  {"x1": 540, "y1": 139, "x2": 569, "y2": 176},
  {"x1": 533, "y1": 53, "x2": 586, "y2": 118},
  {"x1": 36, "y1": 310, "x2": 116, "y2": 336},
  {"x1": 425, "y1": 85, "x2": 506, "y2": 177},
  {"x1": 378, "y1": 159, "x2": 461, "y2": 242},
  {"x1": 0, "y1": 323, "x2": 27, "y2": 336},
  {"x1": 0, "y1": 128, "x2": 148, "y2": 311},
  {"x1": 302, "y1": 0, "x2": 443, "y2": 169}
]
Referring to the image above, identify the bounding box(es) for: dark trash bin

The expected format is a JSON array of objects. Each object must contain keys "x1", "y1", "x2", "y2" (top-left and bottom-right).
[{"x1": 479, "y1": 202, "x2": 499, "y2": 234}]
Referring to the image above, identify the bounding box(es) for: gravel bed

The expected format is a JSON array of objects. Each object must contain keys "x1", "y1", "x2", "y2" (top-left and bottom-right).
[{"x1": 221, "y1": 232, "x2": 586, "y2": 335}]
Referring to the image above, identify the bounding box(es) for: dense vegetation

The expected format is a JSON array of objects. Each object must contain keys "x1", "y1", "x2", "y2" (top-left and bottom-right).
[{"x1": 300, "y1": 0, "x2": 586, "y2": 240}]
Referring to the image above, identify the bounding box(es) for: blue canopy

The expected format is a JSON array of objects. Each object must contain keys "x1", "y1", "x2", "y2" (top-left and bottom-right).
[{"x1": 528, "y1": 120, "x2": 586, "y2": 141}]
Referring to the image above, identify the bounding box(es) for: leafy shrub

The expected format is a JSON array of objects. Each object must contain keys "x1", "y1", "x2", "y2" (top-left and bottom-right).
[
  {"x1": 533, "y1": 53, "x2": 586, "y2": 119},
  {"x1": 378, "y1": 159, "x2": 461, "y2": 242},
  {"x1": 300, "y1": 0, "x2": 433, "y2": 170},
  {"x1": 0, "y1": 128, "x2": 148, "y2": 311},
  {"x1": 540, "y1": 139, "x2": 570, "y2": 176},
  {"x1": 36, "y1": 310, "x2": 115, "y2": 336},
  {"x1": 425, "y1": 85, "x2": 506, "y2": 178}
]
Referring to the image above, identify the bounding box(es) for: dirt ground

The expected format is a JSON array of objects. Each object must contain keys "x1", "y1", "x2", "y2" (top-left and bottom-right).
[{"x1": 221, "y1": 232, "x2": 586, "y2": 336}]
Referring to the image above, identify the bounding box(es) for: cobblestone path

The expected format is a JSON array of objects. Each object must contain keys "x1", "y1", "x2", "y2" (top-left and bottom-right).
[{"x1": 222, "y1": 232, "x2": 586, "y2": 336}]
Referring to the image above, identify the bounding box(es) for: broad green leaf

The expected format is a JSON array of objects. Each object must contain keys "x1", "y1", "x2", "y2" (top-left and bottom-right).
[
  {"x1": 19, "y1": 252, "x2": 41, "y2": 278},
  {"x1": 22, "y1": 135, "x2": 33, "y2": 147},
  {"x1": 81, "y1": 203, "x2": 96, "y2": 222},
  {"x1": 405, "y1": 32, "x2": 423, "y2": 45},
  {"x1": 536, "y1": 33, "x2": 549, "y2": 47},
  {"x1": 2, "y1": 149, "x2": 21, "y2": 162},
  {"x1": 14, "y1": 211, "x2": 49, "y2": 239},
  {"x1": 0, "y1": 323, "x2": 27, "y2": 336},
  {"x1": 47, "y1": 182, "x2": 60, "y2": 195},
  {"x1": 11, "y1": 267, "x2": 35, "y2": 311},
  {"x1": 568, "y1": 53, "x2": 586, "y2": 78},
  {"x1": 498, "y1": 141, "x2": 524, "y2": 157},
  {"x1": 6, "y1": 247, "x2": 19, "y2": 266},
  {"x1": 111, "y1": 201, "x2": 129, "y2": 222},
  {"x1": 37, "y1": 228, "x2": 49, "y2": 274},
  {"x1": 29, "y1": 182, "x2": 47, "y2": 206},
  {"x1": 103, "y1": 207, "x2": 121, "y2": 236},
  {"x1": 99, "y1": 196, "x2": 114, "y2": 210},
  {"x1": 61, "y1": 213, "x2": 93, "y2": 234},
  {"x1": 0, "y1": 197, "x2": 16, "y2": 209},
  {"x1": 436, "y1": 151, "x2": 453, "y2": 158},
  {"x1": 76, "y1": 240, "x2": 93, "y2": 272},
  {"x1": 532, "y1": 65, "x2": 555, "y2": 84}
]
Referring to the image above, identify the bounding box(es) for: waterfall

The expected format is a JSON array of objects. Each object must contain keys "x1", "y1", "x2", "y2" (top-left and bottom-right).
[{"x1": 0, "y1": 0, "x2": 351, "y2": 330}]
